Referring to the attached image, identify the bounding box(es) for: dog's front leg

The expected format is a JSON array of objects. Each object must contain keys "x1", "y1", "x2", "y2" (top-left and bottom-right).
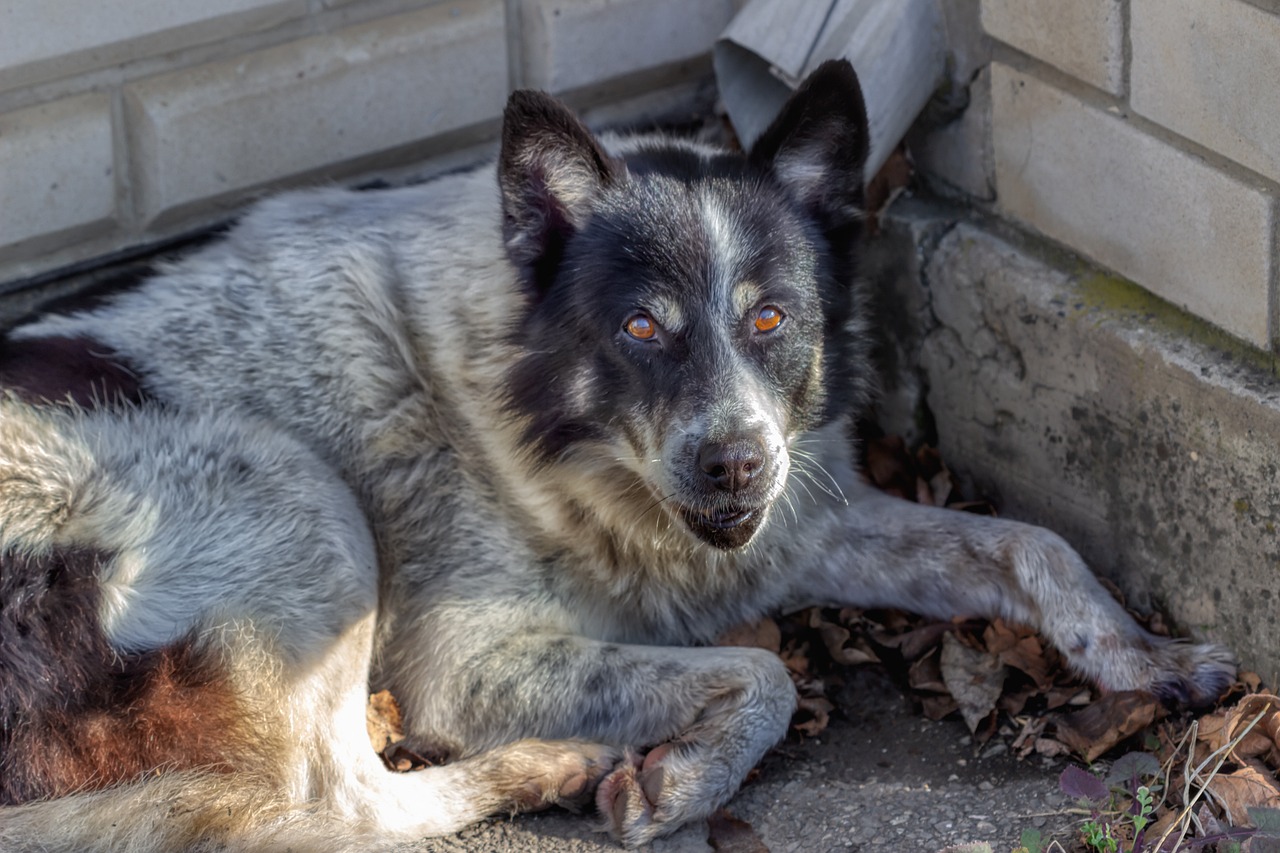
[
  {"x1": 787, "y1": 481, "x2": 1235, "y2": 705},
  {"x1": 400, "y1": 632, "x2": 795, "y2": 847}
]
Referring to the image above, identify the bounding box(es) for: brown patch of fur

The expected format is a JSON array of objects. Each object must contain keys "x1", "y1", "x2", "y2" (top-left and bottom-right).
[
  {"x1": 0, "y1": 335, "x2": 147, "y2": 409},
  {"x1": 0, "y1": 548, "x2": 251, "y2": 804}
]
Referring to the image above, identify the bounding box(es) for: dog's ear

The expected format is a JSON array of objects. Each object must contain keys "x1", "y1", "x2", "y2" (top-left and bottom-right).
[
  {"x1": 499, "y1": 90, "x2": 620, "y2": 294},
  {"x1": 748, "y1": 59, "x2": 869, "y2": 233}
]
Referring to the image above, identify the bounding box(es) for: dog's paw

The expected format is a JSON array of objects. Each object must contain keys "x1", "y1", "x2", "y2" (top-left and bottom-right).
[
  {"x1": 1143, "y1": 638, "x2": 1237, "y2": 708},
  {"x1": 495, "y1": 739, "x2": 622, "y2": 813},
  {"x1": 1094, "y1": 635, "x2": 1237, "y2": 709},
  {"x1": 597, "y1": 749, "x2": 659, "y2": 846},
  {"x1": 596, "y1": 741, "x2": 734, "y2": 848}
]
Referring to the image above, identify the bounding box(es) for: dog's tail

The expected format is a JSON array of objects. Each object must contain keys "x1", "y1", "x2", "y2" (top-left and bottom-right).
[
  {"x1": 0, "y1": 735, "x2": 620, "y2": 853},
  {"x1": 0, "y1": 771, "x2": 348, "y2": 853}
]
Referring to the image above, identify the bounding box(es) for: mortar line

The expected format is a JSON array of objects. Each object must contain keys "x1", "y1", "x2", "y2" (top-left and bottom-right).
[
  {"x1": 1120, "y1": 0, "x2": 1132, "y2": 100},
  {"x1": 504, "y1": 0, "x2": 524, "y2": 92},
  {"x1": 1270, "y1": 199, "x2": 1280, "y2": 354},
  {"x1": 108, "y1": 84, "x2": 138, "y2": 234}
]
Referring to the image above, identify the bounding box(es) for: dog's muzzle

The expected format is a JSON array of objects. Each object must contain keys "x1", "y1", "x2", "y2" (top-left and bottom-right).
[{"x1": 678, "y1": 436, "x2": 773, "y2": 549}]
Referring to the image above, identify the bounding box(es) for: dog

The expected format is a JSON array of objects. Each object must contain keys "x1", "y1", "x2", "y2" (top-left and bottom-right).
[{"x1": 0, "y1": 60, "x2": 1235, "y2": 851}]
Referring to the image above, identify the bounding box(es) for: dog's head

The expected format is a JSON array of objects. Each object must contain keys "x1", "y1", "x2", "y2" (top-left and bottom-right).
[{"x1": 501, "y1": 61, "x2": 872, "y2": 551}]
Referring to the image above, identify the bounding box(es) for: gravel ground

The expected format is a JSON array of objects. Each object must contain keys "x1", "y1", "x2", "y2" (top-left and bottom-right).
[{"x1": 403, "y1": 668, "x2": 1081, "y2": 853}]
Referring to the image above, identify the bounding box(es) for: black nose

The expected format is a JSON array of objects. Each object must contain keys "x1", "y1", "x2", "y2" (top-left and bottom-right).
[{"x1": 698, "y1": 437, "x2": 766, "y2": 493}]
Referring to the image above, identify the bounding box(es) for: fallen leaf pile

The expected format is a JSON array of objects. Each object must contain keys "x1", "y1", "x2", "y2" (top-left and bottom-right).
[
  {"x1": 714, "y1": 433, "x2": 1280, "y2": 851},
  {"x1": 1153, "y1": 690, "x2": 1280, "y2": 832}
]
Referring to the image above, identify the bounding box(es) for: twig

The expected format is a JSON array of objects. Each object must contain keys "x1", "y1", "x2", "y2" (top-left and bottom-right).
[{"x1": 1153, "y1": 708, "x2": 1270, "y2": 851}]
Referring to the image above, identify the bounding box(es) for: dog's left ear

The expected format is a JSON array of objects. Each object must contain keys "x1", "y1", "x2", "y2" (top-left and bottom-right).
[
  {"x1": 748, "y1": 59, "x2": 869, "y2": 234},
  {"x1": 499, "y1": 90, "x2": 621, "y2": 294}
]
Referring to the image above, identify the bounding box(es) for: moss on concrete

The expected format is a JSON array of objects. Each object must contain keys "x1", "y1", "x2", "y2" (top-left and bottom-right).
[{"x1": 1072, "y1": 270, "x2": 1279, "y2": 376}]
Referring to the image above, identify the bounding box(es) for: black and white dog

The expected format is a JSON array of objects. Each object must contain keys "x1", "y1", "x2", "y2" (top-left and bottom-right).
[{"x1": 0, "y1": 61, "x2": 1233, "y2": 851}]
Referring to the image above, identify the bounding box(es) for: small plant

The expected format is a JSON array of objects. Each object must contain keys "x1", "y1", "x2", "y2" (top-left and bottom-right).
[
  {"x1": 1129, "y1": 785, "x2": 1155, "y2": 838},
  {"x1": 1080, "y1": 818, "x2": 1118, "y2": 853},
  {"x1": 1056, "y1": 753, "x2": 1280, "y2": 852},
  {"x1": 1060, "y1": 757, "x2": 1159, "y2": 852},
  {"x1": 1013, "y1": 827, "x2": 1045, "y2": 853}
]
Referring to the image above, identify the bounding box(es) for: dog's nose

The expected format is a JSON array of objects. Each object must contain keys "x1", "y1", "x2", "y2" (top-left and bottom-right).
[{"x1": 698, "y1": 438, "x2": 766, "y2": 493}]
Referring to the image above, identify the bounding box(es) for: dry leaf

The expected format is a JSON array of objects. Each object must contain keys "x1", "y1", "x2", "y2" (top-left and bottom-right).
[
  {"x1": 1053, "y1": 691, "x2": 1165, "y2": 763},
  {"x1": 1032, "y1": 738, "x2": 1072, "y2": 758},
  {"x1": 779, "y1": 642, "x2": 811, "y2": 678},
  {"x1": 908, "y1": 649, "x2": 948, "y2": 694},
  {"x1": 807, "y1": 610, "x2": 879, "y2": 665},
  {"x1": 707, "y1": 809, "x2": 770, "y2": 853},
  {"x1": 367, "y1": 689, "x2": 405, "y2": 753},
  {"x1": 1206, "y1": 759, "x2": 1280, "y2": 824},
  {"x1": 865, "y1": 434, "x2": 914, "y2": 498},
  {"x1": 939, "y1": 632, "x2": 1005, "y2": 734},
  {"x1": 998, "y1": 683, "x2": 1038, "y2": 717},
  {"x1": 1198, "y1": 694, "x2": 1280, "y2": 764},
  {"x1": 1010, "y1": 716, "x2": 1045, "y2": 749},
  {"x1": 921, "y1": 694, "x2": 961, "y2": 722},
  {"x1": 1240, "y1": 671, "x2": 1266, "y2": 693},
  {"x1": 1044, "y1": 685, "x2": 1094, "y2": 711},
  {"x1": 792, "y1": 695, "x2": 833, "y2": 737},
  {"x1": 983, "y1": 621, "x2": 1053, "y2": 688},
  {"x1": 875, "y1": 620, "x2": 951, "y2": 661},
  {"x1": 366, "y1": 690, "x2": 444, "y2": 772},
  {"x1": 1142, "y1": 802, "x2": 1185, "y2": 846},
  {"x1": 718, "y1": 618, "x2": 783, "y2": 654},
  {"x1": 914, "y1": 445, "x2": 953, "y2": 507},
  {"x1": 863, "y1": 144, "x2": 913, "y2": 236}
]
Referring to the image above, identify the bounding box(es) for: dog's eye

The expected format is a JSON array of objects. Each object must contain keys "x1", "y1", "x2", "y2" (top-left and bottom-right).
[
  {"x1": 754, "y1": 306, "x2": 784, "y2": 333},
  {"x1": 624, "y1": 314, "x2": 658, "y2": 341}
]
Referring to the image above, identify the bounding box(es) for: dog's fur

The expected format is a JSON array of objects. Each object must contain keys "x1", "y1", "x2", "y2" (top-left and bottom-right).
[{"x1": 0, "y1": 62, "x2": 1234, "y2": 851}]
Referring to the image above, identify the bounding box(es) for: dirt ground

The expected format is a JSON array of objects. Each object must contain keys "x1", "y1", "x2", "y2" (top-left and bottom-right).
[{"x1": 403, "y1": 667, "x2": 1081, "y2": 853}]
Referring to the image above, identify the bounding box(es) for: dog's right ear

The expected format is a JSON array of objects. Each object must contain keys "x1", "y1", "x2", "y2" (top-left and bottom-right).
[
  {"x1": 748, "y1": 60, "x2": 869, "y2": 237},
  {"x1": 499, "y1": 91, "x2": 620, "y2": 295}
]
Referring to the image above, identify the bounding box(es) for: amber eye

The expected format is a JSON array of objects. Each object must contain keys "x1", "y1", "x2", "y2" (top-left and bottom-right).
[
  {"x1": 625, "y1": 313, "x2": 658, "y2": 341},
  {"x1": 754, "y1": 306, "x2": 784, "y2": 333}
]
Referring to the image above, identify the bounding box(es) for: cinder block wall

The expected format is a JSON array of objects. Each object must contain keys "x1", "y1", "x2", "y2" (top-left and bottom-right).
[
  {"x1": 895, "y1": 0, "x2": 1280, "y2": 666},
  {"x1": 918, "y1": 0, "x2": 1280, "y2": 352},
  {"x1": 0, "y1": 0, "x2": 737, "y2": 290}
]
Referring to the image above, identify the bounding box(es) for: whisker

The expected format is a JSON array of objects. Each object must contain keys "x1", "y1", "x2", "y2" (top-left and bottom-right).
[{"x1": 789, "y1": 445, "x2": 848, "y2": 505}]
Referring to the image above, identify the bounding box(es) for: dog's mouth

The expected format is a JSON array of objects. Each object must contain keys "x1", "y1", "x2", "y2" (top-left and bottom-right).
[
  {"x1": 697, "y1": 507, "x2": 755, "y2": 529},
  {"x1": 678, "y1": 503, "x2": 766, "y2": 549}
]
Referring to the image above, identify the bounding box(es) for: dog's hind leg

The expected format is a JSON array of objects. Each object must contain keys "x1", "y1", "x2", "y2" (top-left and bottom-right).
[
  {"x1": 0, "y1": 612, "x2": 616, "y2": 853},
  {"x1": 389, "y1": 626, "x2": 797, "y2": 848},
  {"x1": 273, "y1": 609, "x2": 619, "y2": 845},
  {"x1": 788, "y1": 479, "x2": 1236, "y2": 707},
  {"x1": 0, "y1": 402, "x2": 616, "y2": 851}
]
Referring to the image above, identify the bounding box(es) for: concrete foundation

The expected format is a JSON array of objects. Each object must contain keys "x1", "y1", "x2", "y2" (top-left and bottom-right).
[{"x1": 868, "y1": 198, "x2": 1280, "y2": 679}]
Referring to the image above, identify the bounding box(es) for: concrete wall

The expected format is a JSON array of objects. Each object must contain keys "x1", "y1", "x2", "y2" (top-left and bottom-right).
[
  {"x1": 0, "y1": 0, "x2": 737, "y2": 289},
  {"x1": 914, "y1": 0, "x2": 1280, "y2": 352},
  {"x1": 897, "y1": 0, "x2": 1280, "y2": 670},
  {"x1": 869, "y1": 200, "x2": 1280, "y2": 678}
]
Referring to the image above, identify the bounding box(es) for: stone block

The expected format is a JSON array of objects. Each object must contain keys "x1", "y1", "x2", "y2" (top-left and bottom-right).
[
  {"x1": 0, "y1": 95, "x2": 116, "y2": 259},
  {"x1": 1132, "y1": 0, "x2": 1280, "y2": 186},
  {"x1": 0, "y1": 0, "x2": 305, "y2": 90},
  {"x1": 980, "y1": 0, "x2": 1123, "y2": 94},
  {"x1": 908, "y1": 64, "x2": 995, "y2": 202},
  {"x1": 123, "y1": 1, "x2": 506, "y2": 225},
  {"x1": 521, "y1": 0, "x2": 734, "y2": 93},
  {"x1": 872, "y1": 199, "x2": 1280, "y2": 671},
  {"x1": 990, "y1": 64, "x2": 1276, "y2": 349}
]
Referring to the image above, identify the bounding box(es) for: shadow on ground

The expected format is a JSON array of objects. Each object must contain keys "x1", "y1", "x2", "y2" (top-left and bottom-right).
[{"x1": 406, "y1": 667, "x2": 1080, "y2": 852}]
